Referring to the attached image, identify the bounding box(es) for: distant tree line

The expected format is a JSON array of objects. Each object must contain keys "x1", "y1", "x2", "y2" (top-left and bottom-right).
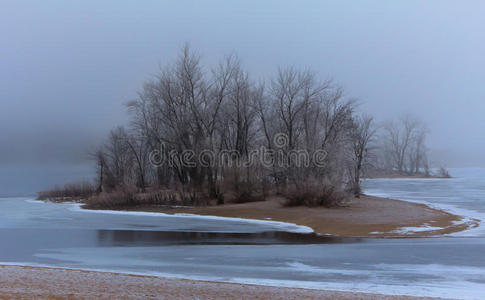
[{"x1": 370, "y1": 115, "x2": 433, "y2": 177}]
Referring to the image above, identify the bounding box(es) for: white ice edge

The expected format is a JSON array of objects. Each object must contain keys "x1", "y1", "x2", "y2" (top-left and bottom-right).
[
  {"x1": 0, "y1": 262, "x2": 471, "y2": 299},
  {"x1": 364, "y1": 190, "x2": 484, "y2": 237},
  {"x1": 65, "y1": 203, "x2": 314, "y2": 234},
  {"x1": 24, "y1": 199, "x2": 46, "y2": 204},
  {"x1": 391, "y1": 225, "x2": 444, "y2": 234}
]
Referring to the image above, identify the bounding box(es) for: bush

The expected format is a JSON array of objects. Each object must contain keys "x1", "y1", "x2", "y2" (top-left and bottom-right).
[
  {"x1": 37, "y1": 181, "x2": 95, "y2": 201},
  {"x1": 222, "y1": 166, "x2": 267, "y2": 204},
  {"x1": 83, "y1": 187, "x2": 136, "y2": 209},
  {"x1": 231, "y1": 181, "x2": 266, "y2": 204},
  {"x1": 282, "y1": 181, "x2": 347, "y2": 207}
]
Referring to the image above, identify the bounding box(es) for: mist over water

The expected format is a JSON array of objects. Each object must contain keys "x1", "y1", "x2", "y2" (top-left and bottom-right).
[
  {"x1": 1, "y1": 1, "x2": 485, "y2": 168},
  {"x1": 0, "y1": 164, "x2": 92, "y2": 197}
]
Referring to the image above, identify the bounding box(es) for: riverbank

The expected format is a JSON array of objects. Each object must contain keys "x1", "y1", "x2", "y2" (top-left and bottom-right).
[
  {"x1": 0, "y1": 265, "x2": 446, "y2": 299},
  {"x1": 89, "y1": 195, "x2": 478, "y2": 238}
]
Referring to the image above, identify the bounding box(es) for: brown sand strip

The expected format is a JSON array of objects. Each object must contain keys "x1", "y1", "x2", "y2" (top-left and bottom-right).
[
  {"x1": 114, "y1": 195, "x2": 479, "y2": 238},
  {"x1": 0, "y1": 265, "x2": 448, "y2": 299}
]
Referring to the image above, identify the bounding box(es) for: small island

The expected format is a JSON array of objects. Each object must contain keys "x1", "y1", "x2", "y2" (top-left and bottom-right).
[
  {"x1": 38, "y1": 46, "x2": 473, "y2": 239},
  {"x1": 3, "y1": 2, "x2": 485, "y2": 299}
]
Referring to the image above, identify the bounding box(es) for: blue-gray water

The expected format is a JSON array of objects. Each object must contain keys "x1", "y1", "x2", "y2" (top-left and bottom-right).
[{"x1": 1, "y1": 168, "x2": 485, "y2": 298}]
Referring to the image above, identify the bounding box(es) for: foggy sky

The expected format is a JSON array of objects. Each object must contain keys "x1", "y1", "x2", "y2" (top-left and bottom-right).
[{"x1": 2, "y1": 0, "x2": 485, "y2": 168}]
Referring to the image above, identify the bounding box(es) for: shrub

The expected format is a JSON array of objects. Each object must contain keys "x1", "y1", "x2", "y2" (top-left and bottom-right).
[
  {"x1": 83, "y1": 187, "x2": 136, "y2": 209},
  {"x1": 282, "y1": 181, "x2": 347, "y2": 207},
  {"x1": 222, "y1": 166, "x2": 267, "y2": 204}
]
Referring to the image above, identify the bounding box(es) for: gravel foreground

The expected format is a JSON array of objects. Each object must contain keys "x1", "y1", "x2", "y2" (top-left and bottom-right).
[{"x1": 0, "y1": 265, "x2": 449, "y2": 300}]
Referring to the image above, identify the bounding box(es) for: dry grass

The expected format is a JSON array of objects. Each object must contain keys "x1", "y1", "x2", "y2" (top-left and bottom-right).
[
  {"x1": 83, "y1": 188, "x2": 210, "y2": 209},
  {"x1": 37, "y1": 181, "x2": 95, "y2": 201}
]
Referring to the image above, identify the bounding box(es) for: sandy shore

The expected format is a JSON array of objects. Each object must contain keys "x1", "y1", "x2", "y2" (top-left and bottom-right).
[
  {"x1": 112, "y1": 195, "x2": 478, "y2": 237},
  {"x1": 0, "y1": 265, "x2": 448, "y2": 299}
]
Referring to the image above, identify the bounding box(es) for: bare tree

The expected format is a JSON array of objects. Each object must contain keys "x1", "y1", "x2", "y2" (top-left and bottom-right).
[
  {"x1": 381, "y1": 115, "x2": 428, "y2": 175},
  {"x1": 103, "y1": 127, "x2": 133, "y2": 190},
  {"x1": 89, "y1": 147, "x2": 107, "y2": 193},
  {"x1": 125, "y1": 133, "x2": 149, "y2": 192},
  {"x1": 409, "y1": 127, "x2": 428, "y2": 174},
  {"x1": 349, "y1": 115, "x2": 376, "y2": 196}
]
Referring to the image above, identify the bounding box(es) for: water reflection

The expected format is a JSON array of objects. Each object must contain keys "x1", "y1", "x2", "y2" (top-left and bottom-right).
[
  {"x1": 95, "y1": 230, "x2": 362, "y2": 246},
  {"x1": 0, "y1": 228, "x2": 362, "y2": 262},
  {"x1": 0, "y1": 229, "x2": 363, "y2": 251}
]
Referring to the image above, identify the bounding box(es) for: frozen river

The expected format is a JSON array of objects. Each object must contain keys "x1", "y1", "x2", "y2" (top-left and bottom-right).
[{"x1": 1, "y1": 168, "x2": 485, "y2": 299}]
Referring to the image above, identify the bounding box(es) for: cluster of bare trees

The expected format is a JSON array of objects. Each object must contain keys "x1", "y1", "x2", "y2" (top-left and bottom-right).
[
  {"x1": 375, "y1": 115, "x2": 430, "y2": 176},
  {"x1": 92, "y1": 46, "x2": 411, "y2": 205},
  {"x1": 92, "y1": 126, "x2": 149, "y2": 193}
]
